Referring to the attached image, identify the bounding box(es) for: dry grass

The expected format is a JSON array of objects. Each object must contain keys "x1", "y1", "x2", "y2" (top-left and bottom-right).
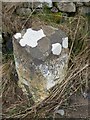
[
  {"x1": 2, "y1": 60, "x2": 34, "y2": 118},
  {"x1": 2, "y1": 2, "x2": 32, "y2": 34}
]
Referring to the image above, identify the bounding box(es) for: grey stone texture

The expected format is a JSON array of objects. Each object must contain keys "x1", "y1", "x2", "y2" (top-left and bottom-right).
[
  {"x1": 13, "y1": 23, "x2": 69, "y2": 103},
  {"x1": 57, "y1": 2, "x2": 76, "y2": 12}
]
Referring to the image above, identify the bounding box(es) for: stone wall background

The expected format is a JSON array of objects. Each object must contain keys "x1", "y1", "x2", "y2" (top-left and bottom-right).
[{"x1": 2, "y1": 1, "x2": 90, "y2": 35}]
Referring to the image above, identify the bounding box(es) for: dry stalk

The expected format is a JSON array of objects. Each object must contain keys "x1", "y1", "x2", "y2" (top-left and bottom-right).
[{"x1": 68, "y1": 16, "x2": 80, "y2": 59}]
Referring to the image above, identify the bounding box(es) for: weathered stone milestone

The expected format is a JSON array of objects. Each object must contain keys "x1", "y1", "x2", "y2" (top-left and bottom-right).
[{"x1": 13, "y1": 25, "x2": 69, "y2": 102}]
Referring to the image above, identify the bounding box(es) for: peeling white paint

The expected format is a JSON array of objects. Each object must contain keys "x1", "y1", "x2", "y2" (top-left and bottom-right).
[
  {"x1": 14, "y1": 33, "x2": 21, "y2": 39},
  {"x1": 19, "y1": 28, "x2": 46, "y2": 47},
  {"x1": 62, "y1": 37, "x2": 68, "y2": 48},
  {"x1": 52, "y1": 43, "x2": 62, "y2": 55}
]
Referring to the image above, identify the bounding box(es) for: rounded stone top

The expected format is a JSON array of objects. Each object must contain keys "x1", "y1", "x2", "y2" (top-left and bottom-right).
[{"x1": 13, "y1": 25, "x2": 68, "y2": 61}]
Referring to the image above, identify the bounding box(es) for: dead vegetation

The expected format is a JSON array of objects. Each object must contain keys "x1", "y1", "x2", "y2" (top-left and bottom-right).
[
  {"x1": 6, "y1": 40, "x2": 89, "y2": 119},
  {"x1": 2, "y1": 60, "x2": 34, "y2": 118},
  {"x1": 2, "y1": 2, "x2": 90, "y2": 119},
  {"x1": 2, "y1": 2, "x2": 32, "y2": 34}
]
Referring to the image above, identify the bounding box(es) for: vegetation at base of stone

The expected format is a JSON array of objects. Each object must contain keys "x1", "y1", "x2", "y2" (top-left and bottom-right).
[
  {"x1": 67, "y1": 15, "x2": 88, "y2": 55},
  {"x1": 37, "y1": 5, "x2": 62, "y2": 24},
  {"x1": 2, "y1": 60, "x2": 33, "y2": 118},
  {"x1": 2, "y1": 54, "x2": 14, "y2": 64},
  {"x1": 2, "y1": 2, "x2": 90, "y2": 119},
  {"x1": 2, "y1": 34, "x2": 14, "y2": 63},
  {"x1": 35, "y1": 12, "x2": 62, "y2": 24}
]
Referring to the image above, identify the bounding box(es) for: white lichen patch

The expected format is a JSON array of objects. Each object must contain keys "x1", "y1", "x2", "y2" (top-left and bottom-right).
[
  {"x1": 19, "y1": 28, "x2": 46, "y2": 47},
  {"x1": 14, "y1": 33, "x2": 22, "y2": 39},
  {"x1": 52, "y1": 43, "x2": 62, "y2": 55},
  {"x1": 39, "y1": 64, "x2": 56, "y2": 90},
  {"x1": 62, "y1": 37, "x2": 68, "y2": 48},
  {"x1": 38, "y1": 59, "x2": 67, "y2": 90}
]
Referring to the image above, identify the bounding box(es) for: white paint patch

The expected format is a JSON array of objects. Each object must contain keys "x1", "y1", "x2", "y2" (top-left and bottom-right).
[
  {"x1": 14, "y1": 33, "x2": 21, "y2": 39},
  {"x1": 19, "y1": 28, "x2": 46, "y2": 47},
  {"x1": 62, "y1": 37, "x2": 68, "y2": 48},
  {"x1": 52, "y1": 43, "x2": 62, "y2": 55}
]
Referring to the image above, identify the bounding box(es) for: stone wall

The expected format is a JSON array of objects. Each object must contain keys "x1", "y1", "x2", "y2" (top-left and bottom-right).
[
  {"x1": 56, "y1": 2, "x2": 90, "y2": 14},
  {"x1": 16, "y1": 1, "x2": 90, "y2": 16}
]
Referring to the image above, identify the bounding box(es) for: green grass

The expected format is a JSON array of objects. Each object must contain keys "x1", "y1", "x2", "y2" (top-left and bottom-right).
[{"x1": 33, "y1": 5, "x2": 62, "y2": 24}]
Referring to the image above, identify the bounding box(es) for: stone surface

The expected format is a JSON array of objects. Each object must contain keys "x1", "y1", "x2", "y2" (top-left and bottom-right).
[
  {"x1": 76, "y1": 2, "x2": 84, "y2": 7},
  {"x1": 22, "y1": 0, "x2": 52, "y2": 9},
  {"x1": 13, "y1": 25, "x2": 69, "y2": 102},
  {"x1": 16, "y1": 8, "x2": 32, "y2": 16},
  {"x1": 57, "y1": 2, "x2": 76, "y2": 12},
  {"x1": 51, "y1": 7, "x2": 59, "y2": 13},
  {"x1": 78, "y1": 6, "x2": 90, "y2": 14},
  {"x1": 84, "y1": 2, "x2": 90, "y2": 6}
]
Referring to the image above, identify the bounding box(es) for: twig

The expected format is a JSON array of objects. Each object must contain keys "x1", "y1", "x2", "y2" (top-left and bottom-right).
[
  {"x1": 21, "y1": 9, "x2": 35, "y2": 29},
  {"x1": 69, "y1": 16, "x2": 81, "y2": 59}
]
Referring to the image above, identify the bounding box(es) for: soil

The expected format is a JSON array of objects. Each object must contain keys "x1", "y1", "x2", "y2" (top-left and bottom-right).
[
  {"x1": 65, "y1": 94, "x2": 89, "y2": 118},
  {"x1": 53, "y1": 93, "x2": 89, "y2": 119}
]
